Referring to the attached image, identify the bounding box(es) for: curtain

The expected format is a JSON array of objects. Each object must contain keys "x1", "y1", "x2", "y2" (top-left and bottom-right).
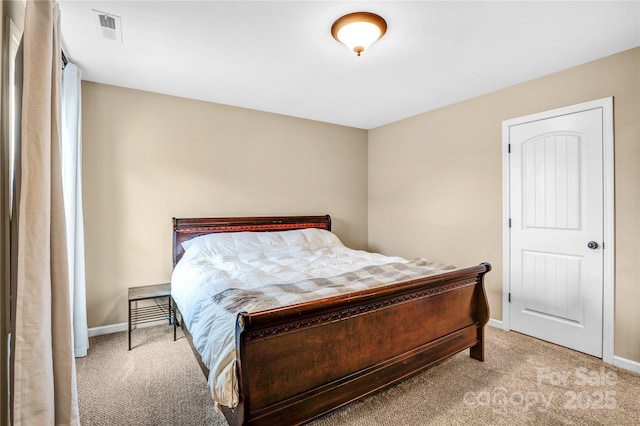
[
  {"x1": 13, "y1": 1, "x2": 80, "y2": 425},
  {"x1": 61, "y1": 62, "x2": 88, "y2": 358}
]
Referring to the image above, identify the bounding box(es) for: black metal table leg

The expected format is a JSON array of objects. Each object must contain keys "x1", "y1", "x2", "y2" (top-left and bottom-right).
[
  {"x1": 128, "y1": 299, "x2": 132, "y2": 350},
  {"x1": 172, "y1": 298, "x2": 177, "y2": 341}
]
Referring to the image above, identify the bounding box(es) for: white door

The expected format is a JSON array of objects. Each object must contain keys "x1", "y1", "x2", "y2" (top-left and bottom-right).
[{"x1": 508, "y1": 107, "x2": 604, "y2": 357}]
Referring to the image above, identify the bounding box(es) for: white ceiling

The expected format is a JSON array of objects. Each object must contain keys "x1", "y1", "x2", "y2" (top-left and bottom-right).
[{"x1": 58, "y1": 1, "x2": 640, "y2": 130}]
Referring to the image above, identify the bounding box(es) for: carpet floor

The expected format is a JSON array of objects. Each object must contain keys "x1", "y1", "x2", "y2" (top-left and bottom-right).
[{"x1": 76, "y1": 325, "x2": 640, "y2": 425}]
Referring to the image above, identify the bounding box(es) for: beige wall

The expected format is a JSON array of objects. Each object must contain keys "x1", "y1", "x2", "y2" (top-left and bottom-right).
[
  {"x1": 82, "y1": 82, "x2": 368, "y2": 328},
  {"x1": 368, "y1": 47, "x2": 640, "y2": 362},
  {"x1": 84, "y1": 47, "x2": 639, "y2": 362}
]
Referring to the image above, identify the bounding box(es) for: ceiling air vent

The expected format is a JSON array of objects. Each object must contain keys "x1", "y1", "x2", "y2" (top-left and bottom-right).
[{"x1": 92, "y1": 9, "x2": 123, "y2": 42}]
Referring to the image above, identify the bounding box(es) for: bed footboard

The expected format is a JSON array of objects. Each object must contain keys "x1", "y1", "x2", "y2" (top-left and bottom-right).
[{"x1": 222, "y1": 263, "x2": 491, "y2": 426}]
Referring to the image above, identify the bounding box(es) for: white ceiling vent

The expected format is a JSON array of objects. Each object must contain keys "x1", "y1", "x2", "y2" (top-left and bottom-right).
[{"x1": 92, "y1": 9, "x2": 122, "y2": 42}]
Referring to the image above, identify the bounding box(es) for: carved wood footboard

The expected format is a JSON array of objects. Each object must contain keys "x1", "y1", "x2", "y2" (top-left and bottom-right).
[
  {"x1": 223, "y1": 263, "x2": 491, "y2": 425},
  {"x1": 171, "y1": 216, "x2": 491, "y2": 426}
]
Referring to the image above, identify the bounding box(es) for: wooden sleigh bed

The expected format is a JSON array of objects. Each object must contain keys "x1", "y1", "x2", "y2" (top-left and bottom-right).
[{"x1": 171, "y1": 215, "x2": 491, "y2": 426}]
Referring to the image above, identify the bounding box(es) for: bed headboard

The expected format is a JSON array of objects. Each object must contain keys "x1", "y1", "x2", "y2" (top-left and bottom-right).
[{"x1": 172, "y1": 215, "x2": 332, "y2": 266}]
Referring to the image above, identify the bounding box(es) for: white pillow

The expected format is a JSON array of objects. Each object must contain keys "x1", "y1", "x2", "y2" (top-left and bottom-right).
[{"x1": 181, "y1": 228, "x2": 343, "y2": 257}]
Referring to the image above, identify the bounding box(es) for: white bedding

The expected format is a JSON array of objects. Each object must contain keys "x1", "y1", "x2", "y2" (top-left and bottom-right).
[{"x1": 170, "y1": 228, "x2": 447, "y2": 411}]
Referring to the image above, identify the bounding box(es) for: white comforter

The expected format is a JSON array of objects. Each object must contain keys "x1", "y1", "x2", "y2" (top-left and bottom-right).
[{"x1": 170, "y1": 228, "x2": 427, "y2": 410}]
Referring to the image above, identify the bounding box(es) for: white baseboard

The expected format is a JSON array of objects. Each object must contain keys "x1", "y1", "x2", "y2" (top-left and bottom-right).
[
  {"x1": 88, "y1": 319, "x2": 172, "y2": 337},
  {"x1": 613, "y1": 355, "x2": 640, "y2": 375},
  {"x1": 488, "y1": 318, "x2": 503, "y2": 329},
  {"x1": 88, "y1": 322, "x2": 127, "y2": 337}
]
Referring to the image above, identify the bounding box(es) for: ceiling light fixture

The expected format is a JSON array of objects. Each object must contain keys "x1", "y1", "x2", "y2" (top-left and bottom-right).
[{"x1": 331, "y1": 12, "x2": 387, "y2": 56}]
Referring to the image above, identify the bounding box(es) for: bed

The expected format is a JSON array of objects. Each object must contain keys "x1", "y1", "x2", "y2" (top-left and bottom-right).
[{"x1": 171, "y1": 215, "x2": 491, "y2": 426}]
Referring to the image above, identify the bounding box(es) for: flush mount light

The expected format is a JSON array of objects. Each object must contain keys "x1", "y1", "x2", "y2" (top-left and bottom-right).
[{"x1": 331, "y1": 12, "x2": 387, "y2": 56}]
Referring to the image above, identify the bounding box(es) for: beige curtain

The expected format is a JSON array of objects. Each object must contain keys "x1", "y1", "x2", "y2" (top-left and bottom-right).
[{"x1": 12, "y1": 1, "x2": 80, "y2": 425}]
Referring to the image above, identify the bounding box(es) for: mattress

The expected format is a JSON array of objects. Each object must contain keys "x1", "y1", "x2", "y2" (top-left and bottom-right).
[{"x1": 170, "y1": 228, "x2": 453, "y2": 411}]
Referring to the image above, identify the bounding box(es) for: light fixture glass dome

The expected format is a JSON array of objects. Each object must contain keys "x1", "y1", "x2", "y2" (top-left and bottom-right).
[{"x1": 331, "y1": 12, "x2": 387, "y2": 56}]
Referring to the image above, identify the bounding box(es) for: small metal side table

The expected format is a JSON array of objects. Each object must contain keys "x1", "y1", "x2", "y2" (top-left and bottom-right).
[{"x1": 128, "y1": 283, "x2": 173, "y2": 350}]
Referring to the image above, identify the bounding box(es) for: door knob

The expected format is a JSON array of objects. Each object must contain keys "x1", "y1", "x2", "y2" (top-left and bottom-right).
[{"x1": 587, "y1": 241, "x2": 599, "y2": 249}]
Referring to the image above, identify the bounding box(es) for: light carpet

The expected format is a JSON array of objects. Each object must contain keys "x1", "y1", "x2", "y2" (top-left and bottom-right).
[{"x1": 76, "y1": 325, "x2": 640, "y2": 425}]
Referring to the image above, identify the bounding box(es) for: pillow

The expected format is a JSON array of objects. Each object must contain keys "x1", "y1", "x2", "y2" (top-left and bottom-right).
[{"x1": 181, "y1": 228, "x2": 344, "y2": 257}]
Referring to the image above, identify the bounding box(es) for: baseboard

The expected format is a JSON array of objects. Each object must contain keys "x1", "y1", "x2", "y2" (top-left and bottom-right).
[
  {"x1": 613, "y1": 355, "x2": 640, "y2": 375},
  {"x1": 88, "y1": 319, "x2": 172, "y2": 337},
  {"x1": 88, "y1": 322, "x2": 127, "y2": 337},
  {"x1": 487, "y1": 318, "x2": 503, "y2": 329}
]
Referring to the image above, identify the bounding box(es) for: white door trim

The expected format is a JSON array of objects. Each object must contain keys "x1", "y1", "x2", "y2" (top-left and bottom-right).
[{"x1": 502, "y1": 97, "x2": 614, "y2": 363}]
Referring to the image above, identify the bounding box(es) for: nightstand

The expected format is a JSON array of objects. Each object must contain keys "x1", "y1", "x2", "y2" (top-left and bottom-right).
[{"x1": 128, "y1": 283, "x2": 173, "y2": 350}]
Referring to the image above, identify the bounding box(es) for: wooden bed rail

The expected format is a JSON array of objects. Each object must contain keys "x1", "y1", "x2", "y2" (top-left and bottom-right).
[{"x1": 239, "y1": 263, "x2": 491, "y2": 331}]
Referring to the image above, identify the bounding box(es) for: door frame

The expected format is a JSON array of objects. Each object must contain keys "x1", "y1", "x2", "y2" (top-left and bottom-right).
[{"x1": 501, "y1": 97, "x2": 614, "y2": 363}]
